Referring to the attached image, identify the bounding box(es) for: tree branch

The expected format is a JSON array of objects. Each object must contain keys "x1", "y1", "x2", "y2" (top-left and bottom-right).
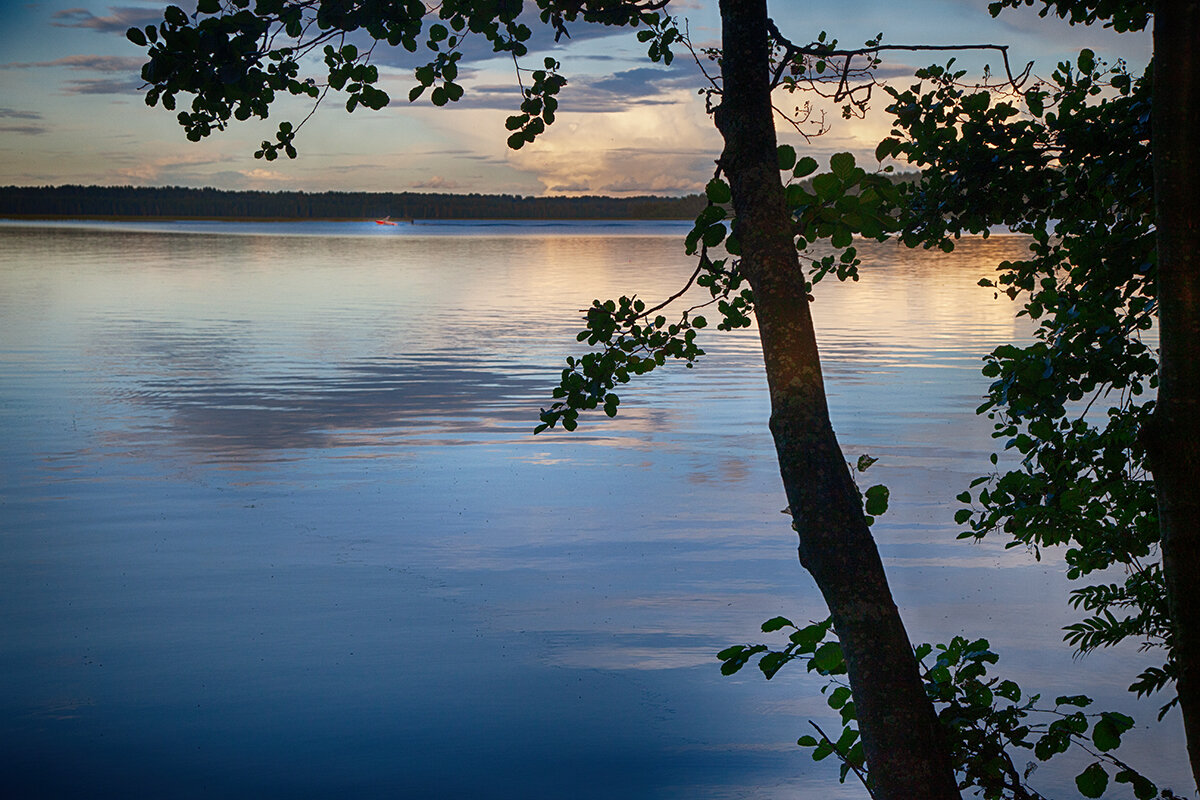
[{"x1": 766, "y1": 18, "x2": 1032, "y2": 92}]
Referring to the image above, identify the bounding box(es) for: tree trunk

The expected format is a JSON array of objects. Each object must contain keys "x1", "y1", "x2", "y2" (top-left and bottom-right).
[
  {"x1": 712, "y1": 2, "x2": 960, "y2": 797},
  {"x1": 1150, "y1": 0, "x2": 1200, "y2": 790}
]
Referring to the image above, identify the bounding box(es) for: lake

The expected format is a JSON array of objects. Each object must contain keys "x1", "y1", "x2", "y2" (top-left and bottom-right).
[{"x1": 0, "y1": 220, "x2": 1189, "y2": 798}]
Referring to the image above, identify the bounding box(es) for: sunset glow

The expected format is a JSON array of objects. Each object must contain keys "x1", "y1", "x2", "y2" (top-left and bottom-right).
[{"x1": 0, "y1": 0, "x2": 1150, "y2": 195}]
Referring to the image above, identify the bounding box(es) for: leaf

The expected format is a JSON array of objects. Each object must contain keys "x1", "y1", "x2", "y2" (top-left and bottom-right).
[
  {"x1": 1115, "y1": 769, "x2": 1159, "y2": 800},
  {"x1": 761, "y1": 616, "x2": 793, "y2": 632},
  {"x1": 1105, "y1": 711, "x2": 1134, "y2": 733},
  {"x1": 197, "y1": 0, "x2": 220, "y2": 12},
  {"x1": 810, "y1": 641, "x2": 845, "y2": 674},
  {"x1": 759, "y1": 651, "x2": 790, "y2": 679},
  {"x1": 705, "y1": 178, "x2": 731, "y2": 204},
  {"x1": 995, "y1": 679, "x2": 1021, "y2": 701},
  {"x1": 1092, "y1": 712, "x2": 1134, "y2": 751},
  {"x1": 1075, "y1": 762, "x2": 1108, "y2": 798},
  {"x1": 864, "y1": 484, "x2": 889, "y2": 516},
  {"x1": 718, "y1": 643, "x2": 765, "y2": 675},
  {"x1": 1091, "y1": 716, "x2": 1120, "y2": 751},
  {"x1": 829, "y1": 152, "x2": 855, "y2": 179},
  {"x1": 702, "y1": 223, "x2": 726, "y2": 247},
  {"x1": 811, "y1": 173, "x2": 840, "y2": 201},
  {"x1": 1026, "y1": 89, "x2": 1045, "y2": 117},
  {"x1": 777, "y1": 144, "x2": 797, "y2": 171},
  {"x1": 856, "y1": 454, "x2": 878, "y2": 472},
  {"x1": 1078, "y1": 48, "x2": 1095, "y2": 74},
  {"x1": 793, "y1": 156, "x2": 818, "y2": 178},
  {"x1": 126, "y1": 26, "x2": 147, "y2": 46},
  {"x1": 789, "y1": 623, "x2": 827, "y2": 651},
  {"x1": 874, "y1": 138, "x2": 898, "y2": 162},
  {"x1": 719, "y1": 658, "x2": 745, "y2": 676}
]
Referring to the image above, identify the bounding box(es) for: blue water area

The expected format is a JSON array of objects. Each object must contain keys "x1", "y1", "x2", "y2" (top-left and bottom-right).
[{"x1": 0, "y1": 221, "x2": 1188, "y2": 798}]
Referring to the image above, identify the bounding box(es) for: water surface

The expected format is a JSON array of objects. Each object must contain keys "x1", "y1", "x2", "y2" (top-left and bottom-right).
[{"x1": 0, "y1": 220, "x2": 1187, "y2": 798}]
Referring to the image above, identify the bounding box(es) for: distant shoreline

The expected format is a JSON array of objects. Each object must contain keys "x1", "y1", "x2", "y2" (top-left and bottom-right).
[
  {"x1": 2, "y1": 214, "x2": 374, "y2": 222},
  {"x1": 2, "y1": 214, "x2": 405, "y2": 222},
  {"x1": 0, "y1": 214, "x2": 685, "y2": 223},
  {"x1": 0, "y1": 185, "x2": 706, "y2": 222}
]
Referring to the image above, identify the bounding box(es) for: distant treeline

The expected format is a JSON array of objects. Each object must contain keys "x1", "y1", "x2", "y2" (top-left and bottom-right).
[{"x1": 0, "y1": 185, "x2": 708, "y2": 221}]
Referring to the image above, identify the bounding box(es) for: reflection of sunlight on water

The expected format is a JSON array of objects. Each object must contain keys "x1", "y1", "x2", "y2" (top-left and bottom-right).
[
  {"x1": 0, "y1": 223, "x2": 1187, "y2": 799},
  {"x1": 547, "y1": 644, "x2": 720, "y2": 671}
]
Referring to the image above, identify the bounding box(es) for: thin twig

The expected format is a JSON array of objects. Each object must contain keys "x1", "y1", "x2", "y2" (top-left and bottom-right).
[
  {"x1": 642, "y1": 257, "x2": 707, "y2": 317},
  {"x1": 809, "y1": 720, "x2": 875, "y2": 797},
  {"x1": 511, "y1": 49, "x2": 525, "y2": 94},
  {"x1": 681, "y1": 20, "x2": 721, "y2": 92}
]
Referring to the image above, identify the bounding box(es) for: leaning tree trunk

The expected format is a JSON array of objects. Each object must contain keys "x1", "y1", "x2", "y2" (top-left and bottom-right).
[
  {"x1": 1150, "y1": 0, "x2": 1200, "y2": 789},
  {"x1": 712, "y1": 2, "x2": 960, "y2": 797}
]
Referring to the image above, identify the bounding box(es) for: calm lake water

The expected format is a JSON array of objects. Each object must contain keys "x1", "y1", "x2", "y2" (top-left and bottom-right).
[{"x1": 0, "y1": 220, "x2": 1189, "y2": 798}]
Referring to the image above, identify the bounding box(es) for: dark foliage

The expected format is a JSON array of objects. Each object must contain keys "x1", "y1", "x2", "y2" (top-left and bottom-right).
[{"x1": 0, "y1": 184, "x2": 705, "y2": 220}]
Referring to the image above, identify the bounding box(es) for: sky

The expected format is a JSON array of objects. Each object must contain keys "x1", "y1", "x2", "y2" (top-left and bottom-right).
[{"x1": 0, "y1": 0, "x2": 1152, "y2": 196}]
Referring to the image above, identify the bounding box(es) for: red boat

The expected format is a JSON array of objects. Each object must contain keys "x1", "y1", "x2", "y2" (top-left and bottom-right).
[{"x1": 374, "y1": 216, "x2": 398, "y2": 226}]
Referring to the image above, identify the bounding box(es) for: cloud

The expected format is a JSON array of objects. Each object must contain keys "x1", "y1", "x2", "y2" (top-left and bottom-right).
[
  {"x1": 52, "y1": 6, "x2": 163, "y2": 32},
  {"x1": 505, "y1": 89, "x2": 722, "y2": 196},
  {"x1": 411, "y1": 175, "x2": 461, "y2": 190},
  {"x1": 0, "y1": 124, "x2": 48, "y2": 135},
  {"x1": 240, "y1": 168, "x2": 291, "y2": 182},
  {"x1": 63, "y1": 77, "x2": 143, "y2": 94},
  {"x1": 580, "y1": 64, "x2": 702, "y2": 104},
  {"x1": 0, "y1": 55, "x2": 147, "y2": 72},
  {"x1": 0, "y1": 107, "x2": 43, "y2": 120},
  {"x1": 595, "y1": 173, "x2": 702, "y2": 195},
  {"x1": 432, "y1": 59, "x2": 704, "y2": 116},
  {"x1": 0, "y1": 54, "x2": 146, "y2": 94},
  {"x1": 547, "y1": 182, "x2": 592, "y2": 193},
  {"x1": 112, "y1": 151, "x2": 225, "y2": 183}
]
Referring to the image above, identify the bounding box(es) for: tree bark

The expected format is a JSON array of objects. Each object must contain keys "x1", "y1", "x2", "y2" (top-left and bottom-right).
[
  {"x1": 1151, "y1": 0, "x2": 1200, "y2": 790},
  {"x1": 712, "y1": 2, "x2": 960, "y2": 797}
]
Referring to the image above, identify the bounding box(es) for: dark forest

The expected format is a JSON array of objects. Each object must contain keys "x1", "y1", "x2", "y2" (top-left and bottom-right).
[{"x1": 0, "y1": 185, "x2": 707, "y2": 221}]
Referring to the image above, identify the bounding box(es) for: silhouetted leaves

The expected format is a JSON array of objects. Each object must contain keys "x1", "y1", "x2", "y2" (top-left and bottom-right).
[
  {"x1": 724, "y1": 622, "x2": 1166, "y2": 798},
  {"x1": 131, "y1": 0, "x2": 682, "y2": 156},
  {"x1": 887, "y1": 50, "x2": 1173, "y2": 712}
]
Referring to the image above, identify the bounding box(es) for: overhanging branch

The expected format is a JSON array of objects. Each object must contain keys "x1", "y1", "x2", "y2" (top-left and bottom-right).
[{"x1": 766, "y1": 18, "x2": 1032, "y2": 93}]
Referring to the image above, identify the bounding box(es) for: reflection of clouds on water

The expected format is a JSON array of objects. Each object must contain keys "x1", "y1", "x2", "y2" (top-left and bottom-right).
[
  {"x1": 86, "y1": 324, "x2": 762, "y2": 464},
  {"x1": 687, "y1": 457, "x2": 751, "y2": 484},
  {"x1": 108, "y1": 347, "x2": 553, "y2": 456}
]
